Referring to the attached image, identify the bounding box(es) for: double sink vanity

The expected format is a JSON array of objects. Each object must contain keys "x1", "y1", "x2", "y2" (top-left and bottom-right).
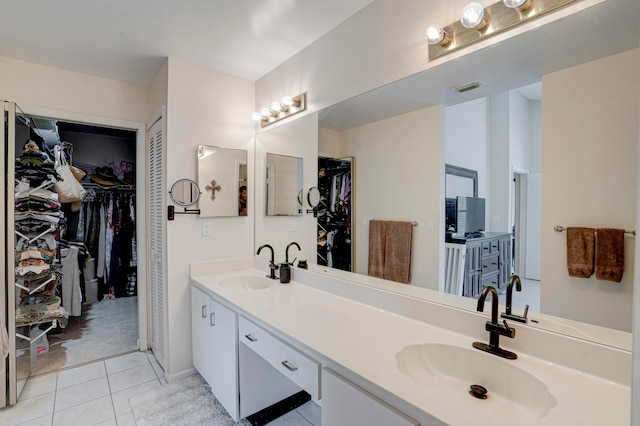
[{"x1": 190, "y1": 257, "x2": 630, "y2": 425}]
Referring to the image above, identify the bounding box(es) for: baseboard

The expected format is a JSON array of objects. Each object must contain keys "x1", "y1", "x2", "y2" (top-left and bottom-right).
[{"x1": 164, "y1": 367, "x2": 196, "y2": 383}]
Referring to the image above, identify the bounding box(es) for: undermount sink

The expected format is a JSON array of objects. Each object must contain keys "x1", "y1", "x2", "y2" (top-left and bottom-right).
[
  {"x1": 396, "y1": 343, "x2": 556, "y2": 419},
  {"x1": 218, "y1": 275, "x2": 274, "y2": 291}
]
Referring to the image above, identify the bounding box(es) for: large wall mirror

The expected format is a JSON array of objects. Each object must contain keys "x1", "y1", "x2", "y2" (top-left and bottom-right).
[
  {"x1": 253, "y1": 1, "x2": 638, "y2": 351},
  {"x1": 197, "y1": 145, "x2": 248, "y2": 217},
  {"x1": 264, "y1": 153, "x2": 303, "y2": 216}
]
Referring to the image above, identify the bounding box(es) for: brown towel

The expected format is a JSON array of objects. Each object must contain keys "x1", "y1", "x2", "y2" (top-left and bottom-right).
[
  {"x1": 383, "y1": 221, "x2": 413, "y2": 284},
  {"x1": 367, "y1": 220, "x2": 387, "y2": 279},
  {"x1": 566, "y1": 227, "x2": 595, "y2": 278},
  {"x1": 595, "y1": 228, "x2": 625, "y2": 282}
]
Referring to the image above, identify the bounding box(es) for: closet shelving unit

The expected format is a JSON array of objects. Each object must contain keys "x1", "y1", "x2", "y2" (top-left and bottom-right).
[{"x1": 13, "y1": 150, "x2": 67, "y2": 367}]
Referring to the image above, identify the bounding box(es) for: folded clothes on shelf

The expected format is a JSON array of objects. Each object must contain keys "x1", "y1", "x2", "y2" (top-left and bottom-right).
[{"x1": 15, "y1": 295, "x2": 69, "y2": 325}]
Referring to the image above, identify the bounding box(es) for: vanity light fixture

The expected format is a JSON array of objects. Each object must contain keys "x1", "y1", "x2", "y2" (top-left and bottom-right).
[
  {"x1": 503, "y1": 0, "x2": 533, "y2": 10},
  {"x1": 460, "y1": 3, "x2": 488, "y2": 30},
  {"x1": 252, "y1": 93, "x2": 307, "y2": 128},
  {"x1": 427, "y1": 0, "x2": 577, "y2": 61},
  {"x1": 424, "y1": 24, "x2": 451, "y2": 46}
]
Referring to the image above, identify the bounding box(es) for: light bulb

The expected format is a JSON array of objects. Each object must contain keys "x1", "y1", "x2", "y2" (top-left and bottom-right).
[
  {"x1": 260, "y1": 107, "x2": 271, "y2": 118},
  {"x1": 424, "y1": 24, "x2": 450, "y2": 46},
  {"x1": 251, "y1": 112, "x2": 262, "y2": 122},
  {"x1": 503, "y1": 0, "x2": 532, "y2": 10},
  {"x1": 461, "y1": 3, "x2": 487, "y2": 30},
  {"x1": 269, "y1": 101, "x2": 283, "y2": 113},
  {"x1": 281, "y1": 96, "x2": 295, "y2": 109}
]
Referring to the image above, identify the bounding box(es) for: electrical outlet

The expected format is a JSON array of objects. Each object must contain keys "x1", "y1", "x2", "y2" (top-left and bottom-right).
[
  {"x1": 427, "y1": 219, "x2": 434, "y2": 231},
  {"x1": 290, "y1": 220, "x2": 297, "y2": 232},
  {"x1": 202, "y1": 222, "x2": 212, "y2": 237}
]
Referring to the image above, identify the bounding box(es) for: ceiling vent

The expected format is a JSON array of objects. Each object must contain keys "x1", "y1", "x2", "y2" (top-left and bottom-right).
[{"x1": 451, "y1": 81, "x2": 483, "y2": 93}]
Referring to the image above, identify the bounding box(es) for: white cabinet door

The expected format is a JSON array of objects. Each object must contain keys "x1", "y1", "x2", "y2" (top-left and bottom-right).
[
  {"x1": 190, "y1": 285, "x2": 239, "y2": 421},
  {"x1": 322, "y1": 368, "x2": 419, "y2": 426},
  {"x1": 208, "y1": 297, "x2": 239, "y2": 421},
  {"x1": 190, "y1": 286, "x2": 213, "y2": 383}
]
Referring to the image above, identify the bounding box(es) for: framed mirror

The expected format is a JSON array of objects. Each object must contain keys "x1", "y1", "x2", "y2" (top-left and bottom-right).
[
  {"x1": 197, "y1": 145, "x2": 248, "y2": 217},
  {"x1": 445, "y1": 164, "x2": 477, "y2": 198},
  {"x1": 265, "y1": 153, "x2": 303, "y2": 216}
]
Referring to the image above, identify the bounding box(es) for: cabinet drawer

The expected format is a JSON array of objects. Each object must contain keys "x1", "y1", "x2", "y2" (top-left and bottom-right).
[
  {"x1": 481, "y1": 254, "x2": 499, "y2": 274},
  {"x1": 481, "y1": 273, "x2": 500, "y2": 289},
  {"x1": 239, "y1": 316, "x2": 320, "y2": 400},
  {"x1": 490, "y1": 239, "x2": 500, "y2": 252},
  {"x1": 481, "y1": 241, "x2": 492, "y2": 254}
]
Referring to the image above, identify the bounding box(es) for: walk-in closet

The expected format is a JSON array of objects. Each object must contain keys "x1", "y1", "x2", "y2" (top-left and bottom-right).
[{"x1": 2, "y1": 101, "x2": 140, "y2": 405}]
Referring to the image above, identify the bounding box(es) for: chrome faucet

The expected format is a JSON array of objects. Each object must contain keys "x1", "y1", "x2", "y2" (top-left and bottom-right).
[
  {"x1": 285, "y1": 242, "x2": 301, "y2": 265},
  {"x1": 473, "y1": 286, "x2": 518, "y2": 360},
  {"x1": 256, "y1": 244, "x2": 278, "y2": 279},
  {"x1": 501, "y1": 274, "x2": 529, "y2": 323}
]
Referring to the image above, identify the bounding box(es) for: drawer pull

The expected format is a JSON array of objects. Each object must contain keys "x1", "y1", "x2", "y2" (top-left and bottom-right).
[
  {"x1": 210, "y1": 312, "x2": 215, "y2": 327},
  {"x1": 281, "y1": 360, "x2": 298, "y2": 372},
  {"x1": 244, "y1": 334, "x2": 258, "y2": 342},
  {"x1": 201, "y1": 305, "x2": 207, "y2": 319}
]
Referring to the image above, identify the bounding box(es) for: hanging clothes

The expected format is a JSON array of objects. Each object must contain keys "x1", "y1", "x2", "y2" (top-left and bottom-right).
[
  {"x1": 60, "y1": 246, "x2": 82, "y2": 316},
  {"x1": 79, "y1": 188, "x2": 137, "y2": 300}
]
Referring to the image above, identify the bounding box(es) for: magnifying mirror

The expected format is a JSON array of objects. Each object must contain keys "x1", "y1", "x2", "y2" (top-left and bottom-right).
[
  {"x1": 168, "y1": 179, "x2": 201, "y2": 220},
  {"x1": 306, "y1": 186, "x2": 321, "y2": 217}
]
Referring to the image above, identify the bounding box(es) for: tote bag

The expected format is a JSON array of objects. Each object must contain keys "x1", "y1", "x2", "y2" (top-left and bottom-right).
[{"x1": 54, "y1": 145, "x2": 86, "y2": 203}]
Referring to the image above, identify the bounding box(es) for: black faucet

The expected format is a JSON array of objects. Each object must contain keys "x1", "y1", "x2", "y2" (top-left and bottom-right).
[
  {"x1": 285, "y1": 242, "x2": 301, "y2": 265},
  {"x1": 473, "y1": 286, "x2": 517, "y2": 360},
  {"x1": 501, "y1": 274, "x2": 529, "y2": 323},
  {"x1": 256, "y1": 244, "x2": 278, "y2": 279}
]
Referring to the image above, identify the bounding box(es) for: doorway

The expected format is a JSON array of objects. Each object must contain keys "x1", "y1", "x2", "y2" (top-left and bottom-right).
[{"x1": 11, "y1": 105, "x2": 147, "y2": 404}]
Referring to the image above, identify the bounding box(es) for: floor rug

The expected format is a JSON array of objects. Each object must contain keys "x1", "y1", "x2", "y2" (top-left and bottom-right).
[{"x1": 129, "y1": 373, "x2": 252, "y2": 426}]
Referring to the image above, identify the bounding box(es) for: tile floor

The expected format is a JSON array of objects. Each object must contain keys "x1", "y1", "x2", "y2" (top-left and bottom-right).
[{"x1": 0, "y1": 351, "x2": 321, "y2": 426}]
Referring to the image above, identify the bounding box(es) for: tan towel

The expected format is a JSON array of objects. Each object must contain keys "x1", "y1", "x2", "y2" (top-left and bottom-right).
[
  {"x1": 595, "y1": 228, "x2": 625, "y2": 282},
  {"x1": 367, "y1": 220, "x2": 387, "y2": 279},
  {"x1": 566, "y1": 227, "x2": 595, "y2": 278},
  {"x1": 384, "y1": 221, "x2": 413, "y2": 284}
]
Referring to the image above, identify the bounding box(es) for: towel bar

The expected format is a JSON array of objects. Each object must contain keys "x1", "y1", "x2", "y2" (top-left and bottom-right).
[{"x1": 553, "y1": 225, "x2": 635, "y2": 236}]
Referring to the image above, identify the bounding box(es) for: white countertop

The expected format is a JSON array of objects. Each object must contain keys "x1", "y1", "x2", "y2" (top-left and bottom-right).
[{"x1": 191, "y1": 268, "x2": 630, "y2": 425}]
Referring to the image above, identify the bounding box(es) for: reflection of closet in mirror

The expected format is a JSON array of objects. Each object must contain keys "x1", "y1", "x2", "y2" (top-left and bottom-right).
[
  {"x1": 317, "y1": 157, "x2": 353, "y2": 271},
  {"x1": 197, "y1": 145, "x2": 248, "y2": 217},
  {"x1": 265, "y1": 153, "x2": 303, "y2": 216}
]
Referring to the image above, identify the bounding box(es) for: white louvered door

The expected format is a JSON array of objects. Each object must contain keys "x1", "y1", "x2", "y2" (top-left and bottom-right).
[{"x1": 148, "y1": 115, "x2": 167, "y2": 370}]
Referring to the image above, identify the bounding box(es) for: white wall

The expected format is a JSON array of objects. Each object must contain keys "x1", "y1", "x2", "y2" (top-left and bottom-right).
[
  {"x1": 508, "y1": 90, "x2": 531, "y2": 172},
  {"x1": 489, "y1": 92, "x2": 510, "y2": 233},
  {"x1": 0, "y1": 56, "x2": 149, "y2": 122},
  {"x1": 541, "y1": 48, "x2": 639, "y2": 332},
  {"x1": 338, "y1": 106, "x2": 442, "y2": 289},
  {"x1": 165, "y1": 58, "x2": 255, "y2": 375},
  {"x1": 529, "y1": 101, "x2": 542, "y2": 173},
  {"x1": 444, "y1": 98, "x2": 489, "y2": 199}
]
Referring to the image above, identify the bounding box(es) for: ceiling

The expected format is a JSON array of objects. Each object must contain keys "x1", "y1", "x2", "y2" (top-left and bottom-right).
[{"x1": 0, "y1": 0, "x2": 374, "y2": 85}]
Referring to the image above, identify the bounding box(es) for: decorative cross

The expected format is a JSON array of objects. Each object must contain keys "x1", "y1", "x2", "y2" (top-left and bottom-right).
[{"x1": 205, "y1": 179, "x2": 222, "y2": 200}]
